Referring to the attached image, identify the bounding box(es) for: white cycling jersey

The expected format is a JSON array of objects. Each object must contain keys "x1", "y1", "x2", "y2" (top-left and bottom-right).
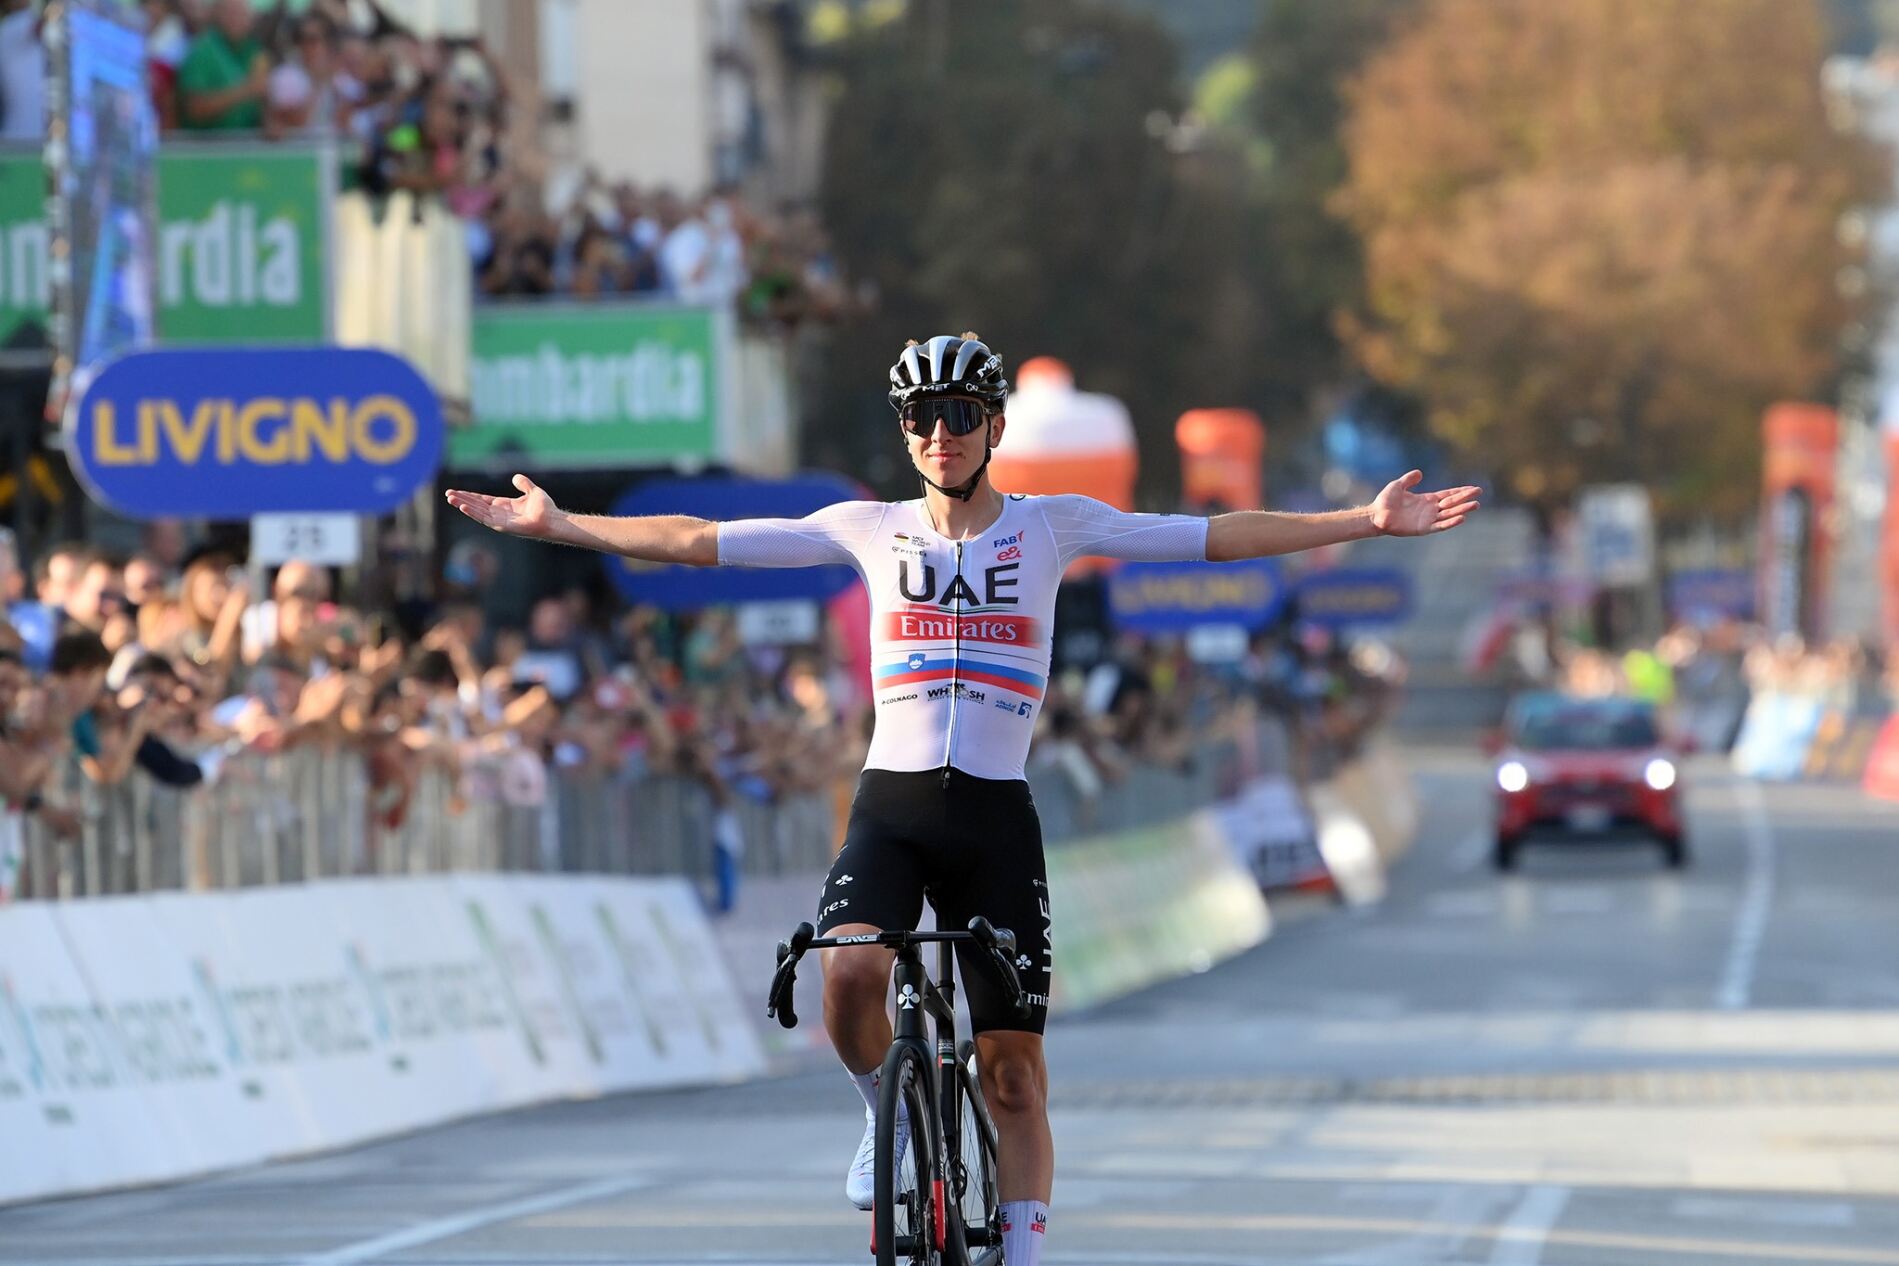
[{"x1": 718, "y1": 493, "x2": 1208, "y2": 780}]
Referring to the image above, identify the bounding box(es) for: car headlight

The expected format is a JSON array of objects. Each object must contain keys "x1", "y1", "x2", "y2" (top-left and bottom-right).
[
  {"x1": 1497, "y1": 760, "x2": 1530, "y2": 793},
  {"x1": 1644, "y1": 758, "x2": 1677, "y2": 791}
]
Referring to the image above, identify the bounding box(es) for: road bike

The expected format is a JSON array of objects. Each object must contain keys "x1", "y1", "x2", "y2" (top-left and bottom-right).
[{"x1": 767, "y1": 917, "x2": 1029, "y2": 1266}]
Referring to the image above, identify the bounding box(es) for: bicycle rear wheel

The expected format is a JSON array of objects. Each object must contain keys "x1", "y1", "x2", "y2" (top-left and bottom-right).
[
  {"x1": 875, "y1": 1043, "x2": 941, "y2": 1266},
  {"x1": 949, "y1": 1040, "x2": 1003, "y2": 1266}
]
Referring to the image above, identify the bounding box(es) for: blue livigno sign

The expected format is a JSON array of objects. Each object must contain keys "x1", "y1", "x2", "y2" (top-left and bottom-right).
[
  {"x1": 1293, "y1": 567, "x2": 1413, "y2": 628},
  {"x1": 1106, "y1": 559, "x2": 1285, "y2": 634},
  {"x1": 605, "y1": 472, "x2": 868, "y2": 610},
  {"x1": 66, "y1": 347, "x2": 443, "y2": 520}
]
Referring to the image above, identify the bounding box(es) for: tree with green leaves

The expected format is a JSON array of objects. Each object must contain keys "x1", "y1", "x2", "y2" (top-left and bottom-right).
[{"x1": 809, "y1": 0, "x2": 1262, "y2": 503}]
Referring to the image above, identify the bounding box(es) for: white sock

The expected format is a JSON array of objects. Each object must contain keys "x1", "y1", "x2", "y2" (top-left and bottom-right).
[
  {"x1": 1000, "y1": 1200, "x2": 1048, "y2": 1266},
  {"x1": 848, "y1": 1067, "x2": 880, "y2": 1113}
]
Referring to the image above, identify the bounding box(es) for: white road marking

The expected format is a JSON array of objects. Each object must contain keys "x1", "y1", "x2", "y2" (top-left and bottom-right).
[
  {"x1": 1541, "y1": 887, "x2": 1614, "y2": 915},
  {"x1": 1425, "y1": 890, "x2": 1499, "y2": 918},
  {"x1": 1319, "y1": 1185, "x2": 1499, "y2": 1264},
  {"x1": 296, "y1": 1172, "x2": 652, "y2": 1266},
  {"x1": 1488, "y1": 1184, "x2": 1571, "y2": 1264},
  {"x1": 1717, "y1": 778, "x2": 1777, "y2": 1010},
  {"x1": 1672, "y1": 1195, "x2": 1856, "y2": 1228}
]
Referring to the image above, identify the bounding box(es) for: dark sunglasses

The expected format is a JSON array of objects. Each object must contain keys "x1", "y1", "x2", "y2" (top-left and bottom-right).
[{"x1": 899, "y1": 397, "x2": 993, "y2": 439}]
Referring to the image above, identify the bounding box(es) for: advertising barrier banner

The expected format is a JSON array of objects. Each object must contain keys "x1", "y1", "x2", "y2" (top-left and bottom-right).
[
  {"x1": 1106, "y1": 558, "x2": 1285, "y2": 634},
  {"x1": 66, "y1": 346, "x2": 443, "y2": 520},
  {"x1": 1731, "y1": 689, "x2": 1826, "y2": 781},
  {"x1": 0, "y1": 142, "x2": 330, "y2": 348},
  {"x1": 0, "y1": 874, "x2": 763, "y2": 1206},
  {"x1": 1047, "y1": 813, "x2": 1271, "y2": 1014},
  {"x1": 458, "y1": 303, "x2": 724, "y2": 469},
  {"x1": 0, "y1": 903, "x2": 184, "y2": 1203},
  {"x1": 1210, "y1": 775, "x2": 1328, "y2": 892}
]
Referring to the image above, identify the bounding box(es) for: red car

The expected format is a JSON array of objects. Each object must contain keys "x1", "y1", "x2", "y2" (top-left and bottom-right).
[{"x1": 1488, "y1": 693, "x2": 1688, "y2": 870}]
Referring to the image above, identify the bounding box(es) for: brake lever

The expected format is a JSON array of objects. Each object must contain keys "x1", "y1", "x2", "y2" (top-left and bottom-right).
[
  {"x1": 766, "y1": 940, "x2": 799, "y2": 1029},
  {"x1": 969, "y1": 918, "x2": 1032, "y2": 1017},
  {"x1": 765, "y1": 922, "x2": 817, "y2": 1030}
]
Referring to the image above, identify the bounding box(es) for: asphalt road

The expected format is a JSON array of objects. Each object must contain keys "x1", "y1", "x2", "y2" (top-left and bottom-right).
[{"x1": 8, "y1": 746, "x2": 1899, "y2": 1266}]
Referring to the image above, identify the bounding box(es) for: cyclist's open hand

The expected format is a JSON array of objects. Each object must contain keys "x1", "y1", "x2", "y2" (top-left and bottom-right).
[
  {"x1": 1370, "y1": 470, "x2": 1482, "y2": 537},
  {"x1": 445, "y1": 475, "x2": 563, "y2": 540}
]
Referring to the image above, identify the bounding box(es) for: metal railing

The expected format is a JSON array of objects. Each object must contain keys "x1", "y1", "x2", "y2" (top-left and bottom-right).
[
  {"x1": 8, "y1": 743, "x2": 838, "y2": 901},
  {"x1": 7, "y1": 714, "x2": 1300, "y2": 902}
]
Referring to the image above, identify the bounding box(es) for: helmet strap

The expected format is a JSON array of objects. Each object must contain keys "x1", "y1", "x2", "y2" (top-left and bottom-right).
[{"x1": 907, "y1": 421, "x2": 995, "y2": 503}]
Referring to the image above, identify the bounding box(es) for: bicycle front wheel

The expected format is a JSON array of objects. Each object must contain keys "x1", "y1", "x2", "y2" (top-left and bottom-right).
[
  {"x1": 949, "y1": 1039, "x2": 1003, "y2": 1266},
  {"x1": 874, "y1": 1043, "x2": 942, "y2": 1266}
]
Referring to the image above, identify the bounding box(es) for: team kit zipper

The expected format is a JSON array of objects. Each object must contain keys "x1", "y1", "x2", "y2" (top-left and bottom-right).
[{"x1": 942, "y1": 540, "x2": 964, "y2": 789}]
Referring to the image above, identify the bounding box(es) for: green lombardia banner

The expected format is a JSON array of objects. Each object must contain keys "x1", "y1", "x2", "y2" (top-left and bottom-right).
[
  {"x1": 0, "y1": 148, "x2": 50, "y2": 346},
  {"x1": 458, "y1": 303, "x2": 723, "y2": 468},
  {"x1": 155, "y1": 145, "x2": 329, "y2": 342},
  {"x1": 0, "y1": 143, "x2": 328, "y2": 346}
]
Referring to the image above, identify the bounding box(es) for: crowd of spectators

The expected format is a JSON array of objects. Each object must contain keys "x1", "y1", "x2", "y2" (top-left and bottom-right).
[
  {"x1": 473, "y1": 176, "x2": 861, "y2": 329},
  {"x1": 1479, "y1": 603, "x2": 1897, "y2": 765},
  {"x1": 0, "y1": 517, "x2": 1407, "y2": 901},
  {"x1": 0, "y1": 0, "x2": 859, "y2": 329},
  {"x1": 0, "y1": 526, "x2": 864, "y2": 895}
]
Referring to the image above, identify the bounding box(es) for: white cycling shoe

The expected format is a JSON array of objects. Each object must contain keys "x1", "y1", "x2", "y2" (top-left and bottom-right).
[{"x1": 845, "y1": 1106, "x2": 909, "y2": 1210}]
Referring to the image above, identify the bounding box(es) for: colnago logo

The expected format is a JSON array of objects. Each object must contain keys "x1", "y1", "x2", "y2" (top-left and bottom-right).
[
  {"x1": 886, "y1": 610, "x2": 1037, "y2": 644},
  {"x1": 160, "y1": 203, "x2": 303, "y2": 308},
  {"x1": 471, "y1": 341, "x2": 706, "y2": 425},
  {"x1": 898, "y1": 984, "x2": 920, "y2": 1010},
  {"x1": 881, "y1": 692, "x2": 919, "y2": 703}
]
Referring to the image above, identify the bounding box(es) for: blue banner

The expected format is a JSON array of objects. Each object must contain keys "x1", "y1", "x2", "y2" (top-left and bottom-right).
[
  {"x1": 1666, "y1": 568, "x2": 1754, "y2": 624},
  {"x1": 605, "y1": 472, "x2": 867, "y2": 609},
  {"x1": 66, "y1": 348, "x2": 442, "y2": 519},
  {"x1": 1294, "y1": 567, "x2": 1413, "y2": 628},
  {"x1": 1106, "y1": 559, "x2": 1284, "y2": 634}
]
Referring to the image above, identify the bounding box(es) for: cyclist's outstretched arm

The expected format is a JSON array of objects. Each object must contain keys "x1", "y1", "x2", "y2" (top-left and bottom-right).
[
  {"x1": 1205, "y1": 471, "x2": 1481, "y2": 561},
  {"x1": 446, "y1": 474, "x2": 718, "y2": 566}
]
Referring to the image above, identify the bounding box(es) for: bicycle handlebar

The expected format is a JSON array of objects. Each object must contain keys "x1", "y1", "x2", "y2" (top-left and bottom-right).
[{"x1": 764, "y1": 918, "x2": 1032, "y2": 1029}]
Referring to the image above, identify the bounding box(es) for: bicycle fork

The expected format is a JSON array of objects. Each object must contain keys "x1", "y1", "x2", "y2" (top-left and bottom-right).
[{"x1": 876, "y1": 946, "x2": 952, "y2": 1259}]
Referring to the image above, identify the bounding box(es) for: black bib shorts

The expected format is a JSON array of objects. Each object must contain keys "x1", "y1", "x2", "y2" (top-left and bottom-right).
[{"x1": 818, "y1": 767, "x2": 1052, "y2": 1035}]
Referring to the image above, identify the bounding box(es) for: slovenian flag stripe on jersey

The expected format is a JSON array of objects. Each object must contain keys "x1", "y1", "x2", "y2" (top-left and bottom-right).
[{"x1": 876, "y1": 654, "x2": 1047, "y2": 699}]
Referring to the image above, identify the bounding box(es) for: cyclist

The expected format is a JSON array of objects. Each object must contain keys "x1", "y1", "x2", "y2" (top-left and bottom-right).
[{"x1": 445, "y1": 332, "x2": 1481, "y2": 1266}]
